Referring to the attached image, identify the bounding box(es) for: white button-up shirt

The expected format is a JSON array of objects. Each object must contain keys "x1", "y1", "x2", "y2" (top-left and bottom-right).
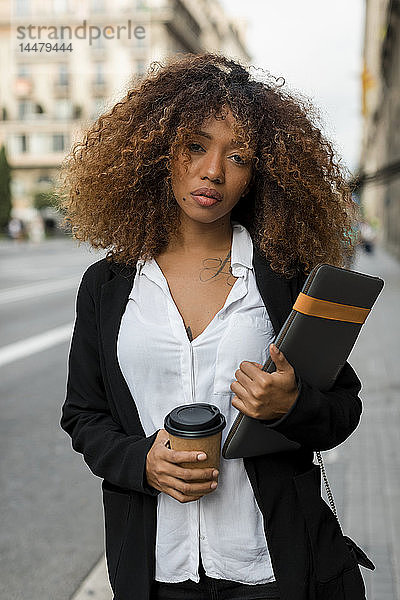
[{"x1": 117, "y1": 221, "x2": 277, "y2": 584}]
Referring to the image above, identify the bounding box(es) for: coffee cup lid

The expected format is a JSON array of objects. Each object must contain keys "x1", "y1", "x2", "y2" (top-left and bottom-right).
[{"x1": 164, "y1": 403, "x2": 226, "y2": 438}]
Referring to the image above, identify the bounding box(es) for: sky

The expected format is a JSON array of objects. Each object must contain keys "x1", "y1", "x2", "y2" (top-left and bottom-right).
[{"x1": 219, "y1": 0, "x2": 365, "y2": 175}]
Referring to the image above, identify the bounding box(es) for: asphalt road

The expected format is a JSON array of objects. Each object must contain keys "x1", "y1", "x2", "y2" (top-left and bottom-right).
[
  {"x1": 0, "y1": 238, "x2": 107, "y2": 600},
  {"x1": 1, "y1": 237, "x2": 399, "y2": 600}
]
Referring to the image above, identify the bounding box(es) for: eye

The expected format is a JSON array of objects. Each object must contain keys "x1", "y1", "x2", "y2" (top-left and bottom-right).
[
  {"x1": 188, "y1": 143, "x2": 247, "y2": 165},
  {"x1": 188, "y1": 143, "x2": 204, "y2": 152},
  {"x1": 230, "y1": 154, "x2": 247, "y2": 165}
]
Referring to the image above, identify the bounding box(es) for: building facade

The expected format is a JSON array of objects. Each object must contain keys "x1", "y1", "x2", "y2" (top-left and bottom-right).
[
  {"x1": 358, "y1": 0, "x2": 400, "y2": 257},
  {"x1": 0, "y1": 0, "x2": 250, "y2": 225}
]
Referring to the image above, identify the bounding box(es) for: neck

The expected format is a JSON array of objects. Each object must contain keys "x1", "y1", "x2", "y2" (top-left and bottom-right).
[{"x1": 168, "y1": 214, "x2": 234, "y2": 256}]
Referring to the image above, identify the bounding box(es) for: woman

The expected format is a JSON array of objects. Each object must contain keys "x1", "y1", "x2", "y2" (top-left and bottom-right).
[{"x1": 59, "y1": 53, "x2": 365, "y2": 600}]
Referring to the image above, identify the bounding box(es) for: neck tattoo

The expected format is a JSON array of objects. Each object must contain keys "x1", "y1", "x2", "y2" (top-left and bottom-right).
[{"x1": 199, "y1": 250, "x2": 236, "y2": 286}]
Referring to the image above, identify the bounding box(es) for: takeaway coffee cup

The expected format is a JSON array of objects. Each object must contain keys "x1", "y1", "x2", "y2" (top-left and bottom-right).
[{"x1": 164, "y1": 403, "x2": 226, "y2": 480}]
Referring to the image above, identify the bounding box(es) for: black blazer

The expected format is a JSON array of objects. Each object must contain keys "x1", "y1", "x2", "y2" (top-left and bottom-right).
[{"x1": 60, "y1": 247, "x2": 367, "y2": 600}]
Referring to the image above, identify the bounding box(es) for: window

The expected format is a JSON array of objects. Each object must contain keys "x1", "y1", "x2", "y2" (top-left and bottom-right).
[
  {"x1": 17, "y1": 64, "x2": 31, "y2": 79},
  {"x1": 15, "y1": 0, "x2": 30, "y2": 16},
  {"x1": 14, "y1": 134, "x2": 28, "y2": 153},
  {"x1": 54, "y1": 99, "x2": 72, "y2": 119},
  {"x1": 94, "y1": 62, "x2": 105, "y2": 84},
  {"x1": 18, "y1": 100, "x2": 30, "y2": 120},
  {"x1": 58, "y1": 64, "x2": 69, "y2": 85},
  {"x1": 37, "y1": 174, "x2": 53, "y2": 185},
  {"x1": 91, "y1": 98, "x2": 106, "y2": 119},
  {"x1": 92, "y1": 35, "x2": 105, "y2": 50},
  {"x1": 53, "y1": 134, "x2": 65, "y2": 152},
  {"x1": 18, "y1": 101, "x2": 44, "y2": 120},
  {"x1": 136, "y1": 60, "x2": 146, "y2": 75},
  {"x1": 73, "y1": 105, "x2": 82, "y2": 119},
  {"x1": 91, "y1": 0, "x2": 105, "y2": 12},
  {"x1": 31, "y1": 133, "x2": 49, "y2": 154}
]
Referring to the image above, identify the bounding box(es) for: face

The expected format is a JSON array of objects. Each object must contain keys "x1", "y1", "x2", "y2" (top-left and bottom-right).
[{"x1": 170, "y1": 107, "x2": 253, "y2": 226}]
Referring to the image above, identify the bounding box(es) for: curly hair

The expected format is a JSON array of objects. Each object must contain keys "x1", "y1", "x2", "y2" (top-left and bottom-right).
[{"x1": 57, "y1": 51, "x2": 359, "y2": 279}]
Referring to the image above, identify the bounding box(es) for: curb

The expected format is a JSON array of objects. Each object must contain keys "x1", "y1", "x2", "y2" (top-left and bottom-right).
[{"x1": 71, "y1": 554, "x2": 112, "y2": 600}]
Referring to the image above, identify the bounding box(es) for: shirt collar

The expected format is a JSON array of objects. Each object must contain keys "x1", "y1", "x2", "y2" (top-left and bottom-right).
[{"x1": 230, "y1": 220, "x2": 253, "y2": 274}]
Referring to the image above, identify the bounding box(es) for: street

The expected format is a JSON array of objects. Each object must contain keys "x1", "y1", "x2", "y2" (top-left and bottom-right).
[
  {"x1": 0, "y1": 237, "x2": 399, "y2": 600},
  {"x1": 0, "y1": 239, "x2": 106, "y2": 600}
]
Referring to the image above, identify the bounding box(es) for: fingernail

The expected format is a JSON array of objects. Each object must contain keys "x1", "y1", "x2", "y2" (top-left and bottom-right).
[
  {"x1": 197, "y1": 453, "x2": 207, "y2": 460},
  {"x1": 211, "y1": 482, "x2": 218, "y2": 489},
  {"x1": 213, "y1": 470, "x2": 219, "y2": 478}
]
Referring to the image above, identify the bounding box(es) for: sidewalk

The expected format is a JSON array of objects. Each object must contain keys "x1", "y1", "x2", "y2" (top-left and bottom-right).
[
  {"x1": 338, "y1": 244, "x2": 400, "y2": 600},
  {"x1": 71, "y1": 243, "x2": 400, "y2": 600}
]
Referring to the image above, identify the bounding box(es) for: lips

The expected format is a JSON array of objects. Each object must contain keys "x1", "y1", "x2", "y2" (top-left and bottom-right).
[{"x1": 190, "y1": 187, "x2": 223, "y2": 202}]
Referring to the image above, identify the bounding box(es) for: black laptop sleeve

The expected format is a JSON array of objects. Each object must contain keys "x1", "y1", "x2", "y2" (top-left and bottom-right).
[{"x1": 222, "y1": 263, "x2": 384, "y2": 459}]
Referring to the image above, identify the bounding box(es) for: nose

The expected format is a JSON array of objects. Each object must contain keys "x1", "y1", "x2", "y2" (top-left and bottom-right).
[{"x1": 200, "y1": 151, "x2": 224, "y2": 184}]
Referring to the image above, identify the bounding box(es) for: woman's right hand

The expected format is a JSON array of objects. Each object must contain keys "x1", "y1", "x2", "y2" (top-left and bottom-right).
[{"x1": 146, "y1": 429, "x2": 219, "y2": 503}]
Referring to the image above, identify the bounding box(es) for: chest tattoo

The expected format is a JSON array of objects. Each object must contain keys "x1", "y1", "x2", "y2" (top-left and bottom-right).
[{"x1": 199, "y1": 250, "x2": 236, "y2": 286}]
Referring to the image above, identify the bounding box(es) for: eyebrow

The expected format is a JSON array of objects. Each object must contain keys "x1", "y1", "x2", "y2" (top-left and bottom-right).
[{"x1": 193, "y1": 130, "x2": 243, "y2": 148}]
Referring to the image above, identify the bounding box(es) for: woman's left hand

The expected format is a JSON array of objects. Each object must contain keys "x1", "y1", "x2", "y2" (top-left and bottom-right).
[{"x1": 230, "y1": 343, "x2": 299, "y2": 420}]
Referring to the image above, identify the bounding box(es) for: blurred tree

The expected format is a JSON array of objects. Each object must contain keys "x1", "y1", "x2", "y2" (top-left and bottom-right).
[
  {"x1": 0, "y1": 144, "x2": 12, "y2": 229},
  {"x1": 34, "y1": 190, "x2": 56, "y2": 210}
]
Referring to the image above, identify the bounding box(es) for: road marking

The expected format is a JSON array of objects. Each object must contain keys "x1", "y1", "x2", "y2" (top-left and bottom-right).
[
  {"x1": 0, "y1": 276, "x2": 80, "y2": 305},
  {"x1": 0, "y1": 323, "x2": 73, "y2": 368}
]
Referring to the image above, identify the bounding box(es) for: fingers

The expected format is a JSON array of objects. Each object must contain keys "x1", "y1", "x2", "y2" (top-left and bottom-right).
[
  {"x1": 151, "y1": 429, "x2": 220, "y2": 503},
  {"x1": 156, "y1": 430, "x2": 209, "y2": 465},
  {"x1": 155, "y1": 464, "x2": 219, "y2": 504},
  {"x1": 164, "y1": 446, "x2": 219, "y2": 486},
  {"x1": 168, "y1": 449, "x2": 208, "y2": 464},
  {"x1": 237, "y1": 360, "x2": 262, "y2": 380},
  {"x1": 162, "y1": 447, "x2": 209, "y2": 466},
  {"x1": 169, "y1": 464, "x2": 219, "y2": 483},
  {"x1": 163, "y1": 473, "x2": 218, "y2": 500},
  {"x1": 270, "y1": 343, "x2": 294, "y2": 372},
  {"x1": 234, "y1": 367, "x2": 253, "y2": 387}
]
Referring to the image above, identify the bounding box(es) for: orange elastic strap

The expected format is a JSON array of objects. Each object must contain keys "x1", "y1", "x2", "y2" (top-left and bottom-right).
[{"x1": 293, "y1": 292, "x2": 370, "y2": 324}]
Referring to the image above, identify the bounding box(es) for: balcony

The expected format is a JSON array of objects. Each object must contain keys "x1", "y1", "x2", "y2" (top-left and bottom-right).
[{"x1": 157, "y1": 0, "x2": 202, "y2": 53}]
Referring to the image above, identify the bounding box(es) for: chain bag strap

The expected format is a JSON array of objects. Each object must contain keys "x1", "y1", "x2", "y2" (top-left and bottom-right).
[
  {"x1": 315, "y1": 450, "x2": 375, "y2": 570},
  {"x1": 315, "y1": 450, "x2": 338, "y2": 518}
]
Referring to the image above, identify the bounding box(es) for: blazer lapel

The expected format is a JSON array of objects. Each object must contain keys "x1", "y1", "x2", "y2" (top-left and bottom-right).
[
  {"x1": 99, "y1": 262, "x2": 147, "y2": 436},
  {"x1": 252, "y1": 246, "x2": 295, "y2": 335}
]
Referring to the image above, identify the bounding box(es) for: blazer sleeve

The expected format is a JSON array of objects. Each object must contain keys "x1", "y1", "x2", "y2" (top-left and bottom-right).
[
  {"x1": 60, "y1": 271, "x2": 161, "y2": 496},
  {"x1": 259, "y1": 361, "x2": 363, "y2": 451}
]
